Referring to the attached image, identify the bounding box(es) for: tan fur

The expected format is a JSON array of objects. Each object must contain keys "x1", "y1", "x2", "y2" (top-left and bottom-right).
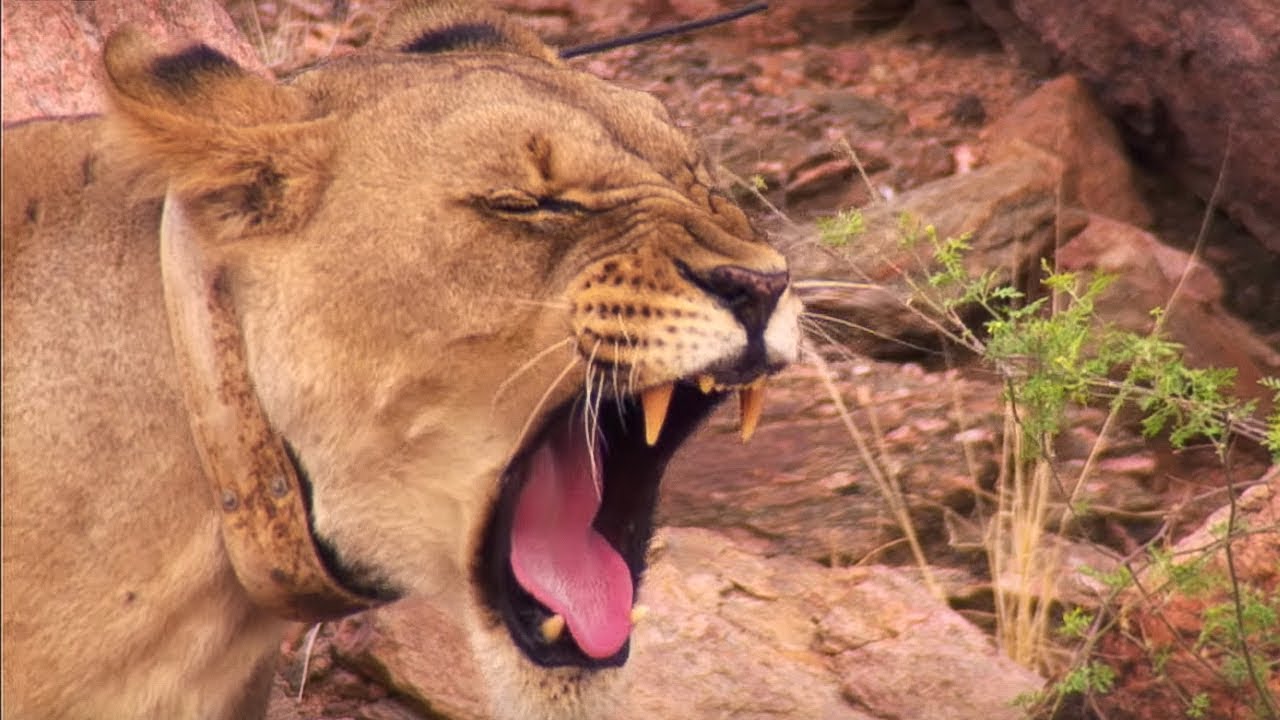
[{"x1": 1, "y1": 3, "x2": 800, "y2": 718}]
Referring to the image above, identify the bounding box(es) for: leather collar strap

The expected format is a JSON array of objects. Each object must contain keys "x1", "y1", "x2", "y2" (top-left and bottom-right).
[{"x1": 159, "y1": 189, "x2": 384, "y2": 622}]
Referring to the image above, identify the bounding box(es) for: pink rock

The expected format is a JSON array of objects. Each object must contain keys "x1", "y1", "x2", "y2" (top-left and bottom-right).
[
  {"x1": 969, "y1": 0, "x2": 1280, "y2": 251},
  {"x1": 984, "y1": 75, "x2": 1151, "y2": 227},
  {"x1": 1058, "y1": 215, "x2": 1280, "y2": 404},
  {"x1": 3, "y1": 0, "x2": 266, "y2": 124}
]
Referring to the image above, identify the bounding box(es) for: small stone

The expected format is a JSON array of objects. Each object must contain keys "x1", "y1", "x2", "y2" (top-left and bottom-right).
[
  {"x1": 949, "y1": 94, "x2": 987, "y2": 125},
  {"x1": 1096, "y1": 454, "x2": 1158, "y2": 477},
  {"x1": 820, "y1": 471, "x2": 858, "y2": 491},
  {"x1": 913, "y1": 417, "x2": 950, "y2": 434},
  {"x1": 953, "y1": 427, "x2": 995, "y2": 444}
]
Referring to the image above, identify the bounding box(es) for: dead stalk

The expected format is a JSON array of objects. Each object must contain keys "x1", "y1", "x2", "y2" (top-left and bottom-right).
[{"x1": 807, "y1": 348, "x2": 943, "y2": 600}]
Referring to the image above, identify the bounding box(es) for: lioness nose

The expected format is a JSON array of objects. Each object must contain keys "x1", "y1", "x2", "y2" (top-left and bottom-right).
[{"x1": 698, "y1": 265, "x2": 789, "y2": 337}]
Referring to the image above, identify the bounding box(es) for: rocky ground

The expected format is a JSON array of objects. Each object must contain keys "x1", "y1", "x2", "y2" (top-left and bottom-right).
[{"x1": 6, "y1": 1, "x2": 1277, "y2": 718}]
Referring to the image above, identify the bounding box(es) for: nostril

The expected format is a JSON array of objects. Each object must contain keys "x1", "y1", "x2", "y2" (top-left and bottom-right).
[
  {"x1": 678, "y1": 262, "x2": 788, "y2": 336},
  {"x1": 703, "y1": 266, "x2": 788, "y2": 310}
]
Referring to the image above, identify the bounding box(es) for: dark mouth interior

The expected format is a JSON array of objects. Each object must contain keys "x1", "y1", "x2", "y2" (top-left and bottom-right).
[{"x1": 476, "y1": 381, "x2": 724, "y2": 668}]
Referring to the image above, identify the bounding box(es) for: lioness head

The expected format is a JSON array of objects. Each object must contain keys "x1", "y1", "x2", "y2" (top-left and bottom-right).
[{"x1": 105, "y1": 1, "x2": 799, "y2": 716}]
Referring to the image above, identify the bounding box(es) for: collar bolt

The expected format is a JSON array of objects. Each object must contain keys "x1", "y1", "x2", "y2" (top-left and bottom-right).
[{"x1": 269, "y1": 475, "x2": 290, "y2": 497}]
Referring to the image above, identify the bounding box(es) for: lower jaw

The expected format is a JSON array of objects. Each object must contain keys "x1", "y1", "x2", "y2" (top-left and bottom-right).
[{"x1": 476, "y1": 382, "x2": 728, "y2": 668}]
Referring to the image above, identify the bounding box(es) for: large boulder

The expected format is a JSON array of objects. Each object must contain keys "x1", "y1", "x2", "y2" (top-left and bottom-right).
[
  {"x1": 328, "y1": 527, "x2": 1043, "y2": 720},
  {"x1": 632, "y1": 528, "x2": 1044, "y2": 720},
  {"x1": 782, "y1": 147, "x2": 1083, "y2": 360},
  {"x1": 967, "y1": 0, "x2": 1280, "y2": 252},
  {"x1": 1058, "y1": 216, "x2": 1280, "y2": 405},
  {"x1": 984, "y1": 74, "x2": 1151, "y2": 227}
]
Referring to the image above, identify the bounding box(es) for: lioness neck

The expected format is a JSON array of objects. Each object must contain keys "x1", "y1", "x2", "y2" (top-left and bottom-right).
[{"x1": 2, "y1": 117, "x2": 285, "y2": 720}]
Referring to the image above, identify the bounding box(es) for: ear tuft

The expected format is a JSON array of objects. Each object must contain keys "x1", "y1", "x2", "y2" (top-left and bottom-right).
[
  {"x1": 376, "y1": 0, "x2": 559, "y2": 63},
  {"x1": 402, "y1": 22, "x2": 507, "y2": 54},
  {"x1": 105, "y1": 27, "x2": 310, "y2": 127},
  {"x1": 103, "y1": 27, "x2": 332, "y2": 240},
  {"x1": 149, "y1": 44, "x2": 238, "y2": 90}
]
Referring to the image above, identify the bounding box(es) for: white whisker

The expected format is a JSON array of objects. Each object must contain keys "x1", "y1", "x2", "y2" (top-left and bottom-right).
[
  {"x1": 587, "y1": 373, "x2": 604, "y2": 499},
  {"x1": 799, "y1": 317, "x2": 862, "y2": 367},
  {"x1": 492, "y1": 336, "x2": 576, "y2": 409},
  {"x1": 799, "y1": 315, "x2": 846, "y2": 348},
  {"x1": 490, "y1": 295, "x2": 573, "y2": 310},
  {"x1": 512, "y1": 355, "x2": 580, "y2": 457},
  {"x1": 582, "y1": 341, "x2": 604, "y2": 499},
  {"x1": 582, "y1": 360, "x2": 595, "y2": 461},
  {"x1": 626, "y1": 348, "x2": 641, "y2": 400},
  {"x1": 801, "y1": 310, "x2": 935, "y2": 355},
  {"x1": 612, "y1": 316, "x2": 635, "y2": 426}
]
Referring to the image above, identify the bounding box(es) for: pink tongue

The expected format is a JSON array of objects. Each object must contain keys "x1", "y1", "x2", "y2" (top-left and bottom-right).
[{"x1": 510, "y1": 423, "x2": 633, "y2": 659}]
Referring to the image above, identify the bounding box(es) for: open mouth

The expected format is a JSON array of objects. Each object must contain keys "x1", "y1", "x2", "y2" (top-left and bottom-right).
[{"x1": 476, "y1": 375, "x2": 766, "y2": 668}]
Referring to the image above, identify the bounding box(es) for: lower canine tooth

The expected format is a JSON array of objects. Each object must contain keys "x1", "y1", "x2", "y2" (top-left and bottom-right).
[
  {"x1": 641, "y1": 383, "x2": 674, "y2": 446},
  {"x1": 739, "y1": 381, "x2": 766, "y2": 443},
  {"x1": 540, "y1": 614, "x2": 566, "y2": 643},
  {"x1": 630, "y1": 605, "x2": 650, "y2": 625}
]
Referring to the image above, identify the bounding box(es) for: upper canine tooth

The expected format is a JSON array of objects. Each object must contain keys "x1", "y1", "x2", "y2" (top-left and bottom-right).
[
  {"x1": 540, "y1": 614, "x2": 566, "y2": 643},
  {"x1": 697, "y1": 374, "x2": 716, "y2": 394},
  {"x1": 738, "y1": 380, "x2": 766, "y2": 443},
  {"x1": 641, "y1": 383, "x2": 674, "y2": 446}
]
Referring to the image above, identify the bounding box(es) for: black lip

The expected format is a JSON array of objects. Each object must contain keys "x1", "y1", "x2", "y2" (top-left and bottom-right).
[
  {"x1": 285, "y1": 440, "x2": 404, "y2": 604},
  {"x1": 476, "y1": 382, "x2": 724, "y2": 668}
]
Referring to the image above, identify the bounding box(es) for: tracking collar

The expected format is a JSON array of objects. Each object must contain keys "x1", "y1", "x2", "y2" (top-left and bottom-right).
[{"x1": 159, "y1": 189, "x2": 385, "y2": 622}]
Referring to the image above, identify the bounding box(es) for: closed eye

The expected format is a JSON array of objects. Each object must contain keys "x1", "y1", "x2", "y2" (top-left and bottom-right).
[
  {"x1": 527, "y1": 197, "x2": 588, "y2": 214},
  {"x1": 482, "y1": 189, "x2": 588, "y2": 216}
]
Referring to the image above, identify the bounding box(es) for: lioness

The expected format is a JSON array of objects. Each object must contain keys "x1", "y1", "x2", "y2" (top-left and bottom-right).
[{"x1": 1, "y1": 2, "x2": 800, "y2": 718}]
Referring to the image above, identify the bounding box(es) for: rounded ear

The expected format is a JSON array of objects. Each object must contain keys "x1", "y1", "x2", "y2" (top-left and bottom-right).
[
  {"x1": 103, "y1": 27, "x2": 333, "y2": 239},
  {"x1": 375, "y1": 0, "x2": 560, "y2": 64}
]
